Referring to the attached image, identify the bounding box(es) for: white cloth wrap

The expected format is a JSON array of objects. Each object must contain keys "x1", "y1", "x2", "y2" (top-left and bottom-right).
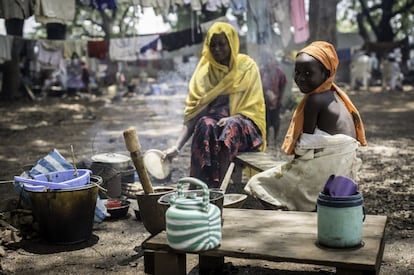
[{"x1": 244, "y1": 129, "x2": 362, "y2": 211}]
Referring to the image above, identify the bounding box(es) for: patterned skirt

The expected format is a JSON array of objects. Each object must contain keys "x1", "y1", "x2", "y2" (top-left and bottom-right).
[{"x1": 190, "y1": 114, "x2": 263, "y2": 188}]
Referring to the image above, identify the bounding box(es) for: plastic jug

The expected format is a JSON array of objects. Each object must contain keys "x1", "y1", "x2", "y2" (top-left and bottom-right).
[
  {"x1": 317, "y1": 192, "x2": 365, "y2": 248},
  {"x1": 165, "y1": 177, "x2": 222, "y2": 252}
]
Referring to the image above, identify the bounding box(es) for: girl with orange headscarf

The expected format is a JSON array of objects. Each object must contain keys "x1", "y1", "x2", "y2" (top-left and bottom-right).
[
  {"x1": 282, "y1": 41, "x2": 367, "y2": 155},
  {"x1": 163, "y1": 22, "x2": 266, "y2": 188},
  {"x1": 245, "y1": 41, "x2": 367, "y2": 211}
]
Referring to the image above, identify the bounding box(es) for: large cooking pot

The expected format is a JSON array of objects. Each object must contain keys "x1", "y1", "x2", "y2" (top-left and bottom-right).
[
  {"x1": 91, "y1": 153, "x2": 135, "y2": 198},
  {"x1": 26, "y1": 175, "x2": 102, "y2": 244},
  {"x1": 91, "y1": 152, "x2": 132, "y2": 170}
]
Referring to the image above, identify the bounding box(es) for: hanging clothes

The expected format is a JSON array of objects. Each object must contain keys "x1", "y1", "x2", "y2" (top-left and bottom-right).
[
  {"x1": 152, "y1": 0, "x2": 173, "y2": 17},
  {"x1": 0, "y1": 0, "x2": 35, "y2": 19},
  {"x1": 199, "y1": 16, "x2": 241, "y2": 34},
  {"x1": 37, "y1": 40, "x2": 64, "y2": 68},
  {"x1": 64, "y1": 40, "x2": 88, "y2": 59},
  {"x1": 270, "y1": 0, "x2": 292, "y2": 48},
  {"x1": 5, "y1": 18, "x2": 24, "y2": 36},
  {"x1": 139, "y1": 0, "x2": 153, "y2": 8},
  {"x1": 200, "y1": 16, "x2": 224, "y2": 33},
  {"x1": 290, "y1": 0, "x2": 309, "y2": 44},
  {"x1": 109, "y1": 35, "x2": 160, "y2": 61},
  {"x1": 87, "y1": 40, "x2": 108, "y2": 60},
  {"x1": 140, "y1": 37, "x2": 160, "y2": 53},
  {"x1": 190, "y1": 0, "x2": 204, "y2": 11},
  {"x1": 35, "y1": 0, "x2": 76, "y2": 24},
  {"x1": 90, "y1": 0, "x2": 117, "y2": 10},
  {"x1": 228, "y1": 0, "x2": 247, "y2": 15},
  {"x1": 21, "y1": 38, "x2": 37, "y2": 61},
  {"x1": 160, "y1": 27, "x2": 203, "y2": 51},
  {"x1": 46, "y1": 23, "x2": 67, "y2": 40}
]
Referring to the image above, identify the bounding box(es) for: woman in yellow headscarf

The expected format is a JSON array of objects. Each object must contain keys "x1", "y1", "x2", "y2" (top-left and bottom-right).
[{"x1": 163, "y1": 22, "x2": 266, "y2": 188}]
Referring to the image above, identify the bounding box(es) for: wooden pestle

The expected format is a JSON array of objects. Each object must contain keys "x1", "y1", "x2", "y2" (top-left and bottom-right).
[{"x1": 123, "y1": 127, "x2": 154, "y2": 194}]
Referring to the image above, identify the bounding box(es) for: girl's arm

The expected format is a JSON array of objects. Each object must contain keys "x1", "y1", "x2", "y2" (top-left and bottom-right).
[{"x1": 303, "y1": 94, "x2": 321, "y2": 134}]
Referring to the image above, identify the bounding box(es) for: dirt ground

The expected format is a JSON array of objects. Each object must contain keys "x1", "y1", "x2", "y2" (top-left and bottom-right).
[{"x1": 0, "y1": 82, "x2": 413, "y2": 274}]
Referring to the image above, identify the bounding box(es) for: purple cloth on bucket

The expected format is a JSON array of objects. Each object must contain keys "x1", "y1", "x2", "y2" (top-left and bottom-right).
[{"x1": 323, "y1": 175, "x2": 358, "y2": 197}]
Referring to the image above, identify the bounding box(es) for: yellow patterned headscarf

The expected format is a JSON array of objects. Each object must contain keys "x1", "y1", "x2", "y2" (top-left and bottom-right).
[
  {"x1": 281, "y1": 41, "x2": 367, "y2": 155},
  {"x1": 184, "y1": 22, "x2": 266, "y2": 150}
]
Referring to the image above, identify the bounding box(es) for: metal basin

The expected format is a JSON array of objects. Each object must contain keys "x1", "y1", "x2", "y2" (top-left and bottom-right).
[
  {"x1": 223, "y1": 193, "x2": 248, "y2": 208},
  {"x1": 26, "y1": 175, "x2": 102, "y2": 244}
]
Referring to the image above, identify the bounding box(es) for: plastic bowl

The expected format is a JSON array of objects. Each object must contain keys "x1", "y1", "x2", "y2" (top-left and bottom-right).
[{"x1": 17, "y1": 169, "x2": 91, "y2": 191}]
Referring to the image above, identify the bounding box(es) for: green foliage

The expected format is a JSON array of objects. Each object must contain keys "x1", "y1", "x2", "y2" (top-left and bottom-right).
[
  {"x1": 337, "y1": 0, "x2": 359, "y2": 32},
  {"x1": 338, "y1": 0, "x2": 414, "y2": 42}
]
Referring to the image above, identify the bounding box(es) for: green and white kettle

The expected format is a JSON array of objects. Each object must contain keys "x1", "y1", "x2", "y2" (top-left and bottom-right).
[{"x1": 165, "y1": 177, "x2": 222, "y2": 252}]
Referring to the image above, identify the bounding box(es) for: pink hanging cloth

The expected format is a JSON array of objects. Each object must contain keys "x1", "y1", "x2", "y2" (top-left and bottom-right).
[{"x1": 291, "y1": 0, "x2": 310, "y2": 44}]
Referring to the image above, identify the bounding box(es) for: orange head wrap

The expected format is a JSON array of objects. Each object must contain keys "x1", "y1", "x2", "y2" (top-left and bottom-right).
[{"x1": 299, "y1": 41, "x2": 338, "y2": 93}]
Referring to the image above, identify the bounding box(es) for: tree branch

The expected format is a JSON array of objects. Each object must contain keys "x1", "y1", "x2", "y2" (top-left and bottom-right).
[
  {"x1": 357, "y1": 0, "x2": 380, "y2": 39},
  {"x1": 392, "y1": 0, "x2": 414, "y2": 17},
  {"x1": 118, "y1": 6, "x2": 130, "y2": 36}
]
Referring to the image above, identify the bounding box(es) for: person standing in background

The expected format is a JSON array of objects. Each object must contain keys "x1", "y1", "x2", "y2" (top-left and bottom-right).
[
  {"x1": 381, "y1": 52, "x2": 404, "y2": 92},
  {"x1": 81, "y1": 58, "x2": 90, "y2": 93},
  {"x1": 66, "y1": 52, "x2": 84, "y2": 95},
  {"x1": 259, "y1": 51, "x2": 287, "y2": 145}
]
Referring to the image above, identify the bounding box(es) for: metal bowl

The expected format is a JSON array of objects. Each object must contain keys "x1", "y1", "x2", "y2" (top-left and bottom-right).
[
  {"x1": 106, "y1": 199, "x2": 130, "y2": 219},
  {"x1": 223, "y1": 193, "x2": 248, "y2": 208}
]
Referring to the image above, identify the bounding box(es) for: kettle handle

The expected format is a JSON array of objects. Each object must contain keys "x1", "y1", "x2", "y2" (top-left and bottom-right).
[{"x1": 177, "y1": 177, "x2": 209, "y2": 210}]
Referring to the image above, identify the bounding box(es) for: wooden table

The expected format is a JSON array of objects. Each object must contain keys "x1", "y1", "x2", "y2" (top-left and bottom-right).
[{"x1": 142, "y1": 209, "x2": 387, "y2": 275}]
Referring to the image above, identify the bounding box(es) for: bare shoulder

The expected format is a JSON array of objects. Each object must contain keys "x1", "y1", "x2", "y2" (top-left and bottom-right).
[
  {"x1": 306, "y1": 91, "x2": 335, "y2": 108},
  {"x1": 308, "y1": 91, "x2": 335, "y2": 101}
]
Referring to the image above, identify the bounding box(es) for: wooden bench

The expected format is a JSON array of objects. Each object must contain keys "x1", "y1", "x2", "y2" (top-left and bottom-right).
[
  {"x1": 232, "y1": 152, "x2": 286, "y2": 183},
  {"x1": 142, "y1": 208, "x2": 388, "y2": 275}
]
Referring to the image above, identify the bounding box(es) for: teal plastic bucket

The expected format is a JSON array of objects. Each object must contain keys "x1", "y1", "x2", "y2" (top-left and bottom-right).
[{"x1": 317, "y1": 192, "x2": 365, "y2": 248}]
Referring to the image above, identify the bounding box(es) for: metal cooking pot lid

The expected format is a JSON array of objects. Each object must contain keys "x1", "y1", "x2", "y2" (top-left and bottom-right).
[
  {"x1": 143, "y1": 149, "x2": 171, "y2": 180},
  {"x1": 91, "y1": 153, "x2": 131, "y2": 164}
]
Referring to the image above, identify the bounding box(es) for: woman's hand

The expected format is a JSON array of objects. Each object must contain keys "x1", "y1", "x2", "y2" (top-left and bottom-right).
[
  {"x1": 162, "y1": 146, "x2": 180, "y2": 161},
  {"x1": 217, "y1": 117, "x2": 231, "y2": 127}
]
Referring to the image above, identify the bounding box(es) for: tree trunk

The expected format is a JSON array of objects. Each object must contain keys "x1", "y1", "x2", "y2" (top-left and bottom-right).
[
  {"x1": 308, "y1": 0, "x2": 338, "y2": 47},
  {"x1": 376, "y1": 0, "x2": 394, "y2": 42},
  {"x1": 1, "y1": 19, "x2": 24, "y2": 101}
]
